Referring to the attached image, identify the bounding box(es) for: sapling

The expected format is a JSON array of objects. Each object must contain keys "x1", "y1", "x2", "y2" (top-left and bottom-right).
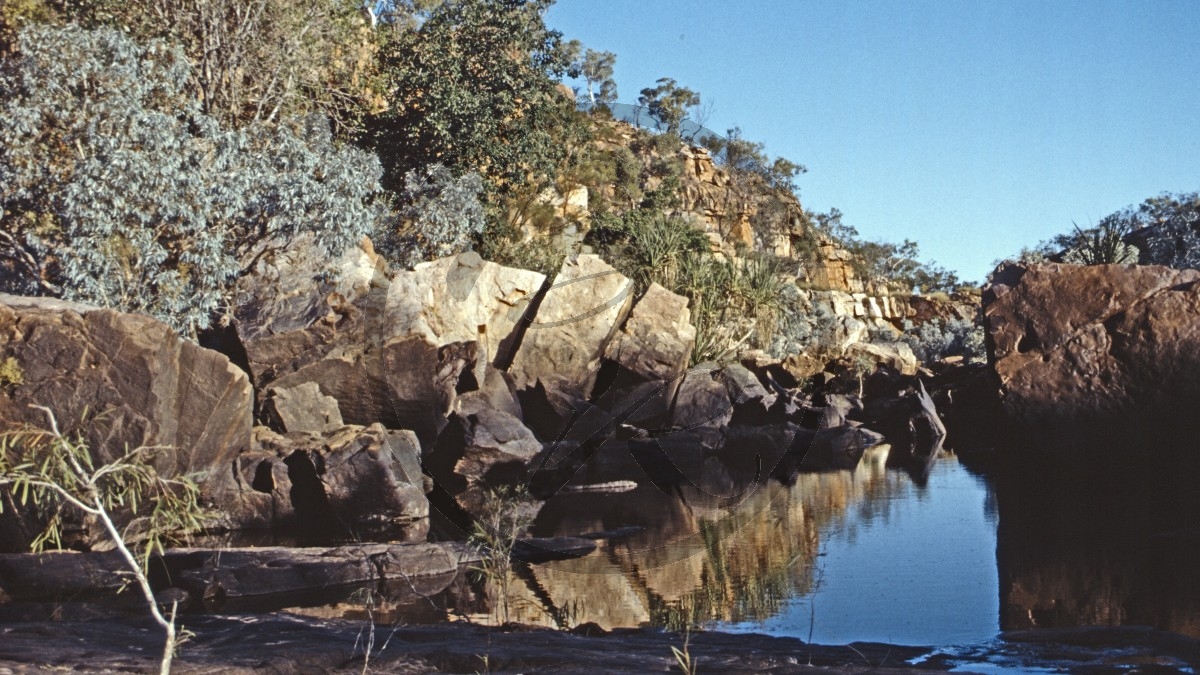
[{"x1": 0, "y1": 406, "x2": 204, "y2": 674}]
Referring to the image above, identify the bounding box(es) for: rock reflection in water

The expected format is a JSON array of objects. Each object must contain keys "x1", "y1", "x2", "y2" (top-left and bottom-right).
[
  {"x1": 994, "y1": 460, "x2": 1200, "y2": 640},
  {"x1": 490, "y1": 445, "x2": 904, "y2": 631}
]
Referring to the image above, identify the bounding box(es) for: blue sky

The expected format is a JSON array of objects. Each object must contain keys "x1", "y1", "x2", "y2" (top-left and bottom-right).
[{"x1": 546, "y1": 0, "x2": 1200, "y2": 283}]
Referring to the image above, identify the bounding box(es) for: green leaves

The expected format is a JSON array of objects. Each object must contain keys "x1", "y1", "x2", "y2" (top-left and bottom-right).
[
  {"x1": 368, "y1": 0, "x2": 577, "y2": 197},
  {"x1": 0, "y1": 422, "x2": 203, "y2": 558}
]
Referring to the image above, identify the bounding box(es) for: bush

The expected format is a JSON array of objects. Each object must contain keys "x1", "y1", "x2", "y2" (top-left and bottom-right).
[
  {"x1": 0, "y1": 25, "x2": 384, "y2": 335},
  {"x1": 588, "y1": 210, "x2": 784, "y2": 363},
  {"x1": 1060, "y1": 215, "x2": 1139, "y2": 265},
  {"x1": 768, "y1": 285, "x2": 842, "y2": 358},
  {"x1": 377, "y1": 164, "x2": 486, "y2": 269},
  {"x1": 901, "y1": 318, "x2": 985, "y2": 364}
]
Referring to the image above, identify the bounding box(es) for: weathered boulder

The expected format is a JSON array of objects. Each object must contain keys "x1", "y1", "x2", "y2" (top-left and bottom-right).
[
  {"x1": 603, "y1": 282, "x2": 695, "y2": 382},
  {"x1": 385, "y1": 252, "x2": 546, "y2": 369},
  {"x1": 238, "y1": 425, "x2": 428, "y2": 537},
  {"x1": 509, "y1": 255, "x2": 635, "y2": 426},
  {"x1": 718, "y1": 363, "x2": 777, "y2": 425},
  {"x1": 231, "y1": 237, "x2": 388, "y2": 357},
  {"x1": 849, "y1": 341, "x2": 918, "y2": 376},
  {"x1": 862, "y1": 370, "x2": 946, "y2": 452},
  {"x1": 454, "y1": 365, "x2": 523, "y2": 420},
  {"x1": 984, "y1": 262, "x2": 1200, "y2": 456},
  {"x1": 594, "y1": 283, "x2": 695, "y2": 428},
  {"x1": 427, "y1": 409, "x2": 542, "y2": 516},
  {"x1": 266, "y1": 334, "x2": 475, "y2": 450},
  {"x1": 0, "y1": 295, "x2": 253, "y2": 551},
  {"x1": 670, "y1": 366, "x2": 733, "y2": 429},
  {"x1": 262, "y1": 382, "x2": 343, "y2": 434}
]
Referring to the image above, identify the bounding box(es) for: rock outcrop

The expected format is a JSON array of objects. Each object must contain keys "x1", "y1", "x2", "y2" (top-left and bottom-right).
[
  {"x1": 595, "y1": 283, "x2": 695, "y2": 427},
  {"x1": 240, "y1": 425, "x2": 428, "y2": 537},
  {"x1": 235, "y1": 250, "x2": 544, "y2": 449},
  {"x1": 509, "y1": 254, "x2": 635, "y2": 431},
  {"x1": 983, "y1": 262, "x2": 1200, "y2": 458},
  {"x1": 0, "y1": 295, "x2": 253, "y2": 551},
  {"x1": 428, "y1": 409, "x2": 543, "y2": 516}
]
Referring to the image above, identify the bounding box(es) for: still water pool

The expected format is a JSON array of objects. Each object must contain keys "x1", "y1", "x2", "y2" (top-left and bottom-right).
[{"x1": 718, "y1": 454, "x2": 999, "y2": 646}]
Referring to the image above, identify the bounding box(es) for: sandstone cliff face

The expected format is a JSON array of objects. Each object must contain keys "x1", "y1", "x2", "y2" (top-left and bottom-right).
[{"x1": 983, "y1": 262, "x2": 1200, "y2": 455}]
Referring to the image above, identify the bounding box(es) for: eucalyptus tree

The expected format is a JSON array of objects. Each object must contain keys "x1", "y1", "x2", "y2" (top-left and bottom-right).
[{"x1": 638, "y1": 78, "x2": 700, "y2": 135}]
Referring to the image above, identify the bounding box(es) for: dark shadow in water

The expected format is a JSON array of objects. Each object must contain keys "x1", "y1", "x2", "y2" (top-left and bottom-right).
[{"x1": 988, "y1": 438, "x2": 1200, "y2": 639}]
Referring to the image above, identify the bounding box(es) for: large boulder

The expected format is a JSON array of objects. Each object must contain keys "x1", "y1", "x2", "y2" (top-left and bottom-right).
[
  {"x1": 509, "y1": 255, "x2": 635, "y2": 431},
  {"x1": 427, "y1": 409, "x2": 543, "y2": 516},
  {"x1": 385, "y1": 252, "x2": 546, "y2": 370},
  {"x1": 603, "y1": 282, "x2": 695, "y2": 382},
  {"x1": 262, "y1": 382, "x2": 343, "y2": 434},
  {"x1": 595, "y1": 283, "x2": 695, "y2": 428},
  {"x1": 848, "y1": 341, "x2": 918, "y2": 376},
  {"x1": 670, "y1": 366, "x2": 733, "y2": 429},
  {"x1": 983, "y1": 262, "x2": 1200, "y2": 457},
  {"x1": 0, "y1": 295, "x2": 253, "y2": 551},
  {"x1": 240, "y1": 425, "x2": 428, "y2": 538}
]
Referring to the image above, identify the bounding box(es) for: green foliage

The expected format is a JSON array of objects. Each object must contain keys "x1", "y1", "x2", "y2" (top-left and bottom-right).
[
  {"x1": 4, "y1": 0, "x2": 379, "y2": 133},
  {"x1": 468, "y1": 485, "x2": 535, "y2": 625},
  {"x1": 368, "y1": 0, "x2": 578, "y2": 197},
  {"x1": 376, "y1": 164, "x2": 487, "y2": 268},
  {"x1": 566, "y1": 42, "x2": 617, "y2": 107},
  {"x1": 638, "y1": 77, "x2": 700, "y2": 135},
  {"x1": 901, "y1": 317, "x2": 985, "y2": 364},
  {"x1": 0, "y1": 25, "x2": 384, "y2": 334},
  {"x1": 0, "y1": 407, "x2": 204, "y2": 673},
  {"x1": 768, "y1": 285, "x2": 842, "y2": 358},
  {"x1": 589, "y1": 210, "x2": 783, "y2": 363},
  {"x1": 1058, "y1": 216, "x2": 1139, "y2": 265},
  {"x1": 1092, "y1": 191, "x2": 1200, "y2": 270},
  {"x1": 476, "y1": 224, "x2": 564, "y2": 279},
  {"x1": 701, "y1": 127, "x2": 807, "y2": 192}
]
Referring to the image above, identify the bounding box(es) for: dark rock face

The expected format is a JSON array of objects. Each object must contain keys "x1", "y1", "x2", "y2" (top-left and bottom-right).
[
  {"x1": 983, "y1": 262, "x2": 1200, "y2": 459},
  {"x1": 670, "y1": 366, "x2": 733, "y2": 429},
  {"x1": 427, "y1": 409, "x2": 543, "y2": 516},
  {"x1": 243, "y1": 425, "x2": 427, "y2": 537},
  {"x1": 0, "y1": 295, "x2": 253, "y2": 551}
]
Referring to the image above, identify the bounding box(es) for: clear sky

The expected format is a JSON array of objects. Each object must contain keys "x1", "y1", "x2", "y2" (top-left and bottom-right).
[{"x1": 546, "y1": 0, "x2": 1200, "y2": 283}]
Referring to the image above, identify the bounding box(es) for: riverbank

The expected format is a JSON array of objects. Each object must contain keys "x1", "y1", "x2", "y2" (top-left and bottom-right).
[{"x1": 2, "y1": 614, "x2": 1199, "y2": 674}]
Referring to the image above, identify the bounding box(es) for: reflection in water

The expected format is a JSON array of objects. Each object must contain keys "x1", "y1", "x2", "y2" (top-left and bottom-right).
[
  {"x1": 993, "y1": 459, "x2": 1200, "y2": 640},
  {"x1": 493, "y1": 445, "x2": 1002, "y2": 643},
  {"x1": 277, "y1": 435, "x2": 1200, "y2": 652}
]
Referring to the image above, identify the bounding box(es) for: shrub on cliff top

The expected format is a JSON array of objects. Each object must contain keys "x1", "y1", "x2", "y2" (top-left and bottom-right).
[{"x1": 0, "y1": 25, "x2": 385, "y2": 335}]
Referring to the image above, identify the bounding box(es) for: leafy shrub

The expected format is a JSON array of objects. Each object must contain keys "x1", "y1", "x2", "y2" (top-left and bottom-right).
[
  {"x1": 0, "y1": 25, "x2": 384, "y2": 334},
  {"x1": 1131, "y1": 192, "x2": 1200, "y2": 270},
  {"x1": 368, "y1": 0, "x2": 577, "y2": 196},
  {"x1": 768, "y1": 285, "x2": 843, "y2": 358},
  {"x1": 901, "y1": 318, "x2": 985, "y2": 364},
  {"x1": 377, "y1": 164, "x2": 486, "y2": 269}
]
